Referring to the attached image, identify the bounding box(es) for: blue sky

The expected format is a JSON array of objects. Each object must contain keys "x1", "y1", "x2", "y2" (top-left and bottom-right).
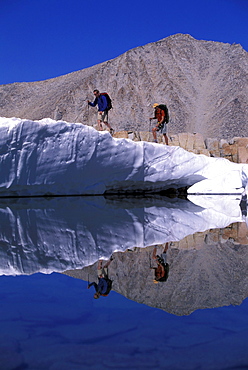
[{"x1": 0, "y1": 0, "x2": 247, "y2": 85}]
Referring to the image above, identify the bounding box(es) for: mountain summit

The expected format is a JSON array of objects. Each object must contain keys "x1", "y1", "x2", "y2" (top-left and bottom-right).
[{"x1": 0, "y1": 34, "x2": 247, "y2": 139}]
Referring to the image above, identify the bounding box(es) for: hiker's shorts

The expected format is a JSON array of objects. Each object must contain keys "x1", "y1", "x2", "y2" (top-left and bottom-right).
[
  {"x1": 160, "y1": 252, "x2": 167, "y2": 264},
  {"x1": 157, "y1": 123, "x2": 167, "y2": 134},
  {"x1": 98, "y1": 111, "x2": 108, "y2": 122},
  {"x1": 98, "y1": 267, "x2": 108, "y2": 278}
]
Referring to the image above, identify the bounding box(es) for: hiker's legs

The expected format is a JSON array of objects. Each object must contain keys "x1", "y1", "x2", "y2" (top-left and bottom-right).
[
  {"x1": 102, "y1": 111, "x2": 113, "y2": 132},
  {"x1": 101, "y1": 257, "x2": 114, "y2": 278},
  {"x1": 97, "y1": 260, "x2": 104, "y2": 277},
  {"x1": 97, "y1": 119, "x2": 103, "y2": 130},
  {"x1": 104, "y1": 122, "x2": 113, "y2": 130},
  {"x1": 163, "y1": 242, "x2": 169, "y2": 253},
  {"x1": 103, "y1": 257, "x2": 113, "y2": 269},
  {"x1": 97, "y1": 112, "x2": 103, "y2": 130},
  {"x1": 163, "y1": 134, "x2": 169, "y2": 145},
  {"x1": 104, "y1": 121, "x2": 114, "y2": 135},
  {"x1": 161, "y1": 124, "x2": 168, "y2": 145},
  {"x1": 98, "y1": 257, "x2": 113, "y2": 278},
  {"x1": 152, "y1": 126, "x2": 158, "y2": 142},
  {"x1": 152, "y1": 246, "x2": 158, "y2": 259}
]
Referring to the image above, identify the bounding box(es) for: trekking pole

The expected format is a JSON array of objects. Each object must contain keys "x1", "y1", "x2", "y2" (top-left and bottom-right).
[
  {"x1": 149, "y1": 118, "x2": 153, "y2": 135},
  {"x1": 86, "y1": 98, "x2": 93, "y2": 126},
  {"x1": 75, "y1": 112, "x2": 80, "y2": 122},
  {"x1": 88, "y1": 103, "x2": 90, "y2": 125},
  {"x1": 75, "y1": 99, "x2": 89, "y2": 124}
]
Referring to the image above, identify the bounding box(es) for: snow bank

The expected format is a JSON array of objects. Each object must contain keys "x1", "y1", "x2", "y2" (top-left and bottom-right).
[{"x1": 0, "y1": 117, "x2": 248, "y2": 196}]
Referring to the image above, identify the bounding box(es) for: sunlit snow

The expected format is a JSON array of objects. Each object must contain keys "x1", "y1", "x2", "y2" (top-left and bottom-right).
[{"x1": 0, "y1": 117, "x2": 247, "y2": 196}]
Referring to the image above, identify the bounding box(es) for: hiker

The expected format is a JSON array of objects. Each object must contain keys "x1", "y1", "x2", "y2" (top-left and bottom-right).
[
  {"x1": 150, "y1": 103, "x2": 169, "y2": 144},
  {"x1": 88, "y1": 89, "x2": 114, "y2": 134},
  {"x1": 88, "y1": 257, "x2": 113, "y2": 299},
  {"x1": 151, "y1": 243, "x2": 169, "y2": 283}
]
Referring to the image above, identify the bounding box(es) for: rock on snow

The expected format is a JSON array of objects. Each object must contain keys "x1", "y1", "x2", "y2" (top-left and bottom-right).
[{"x1": 0, "y1": 117, "x2": 248, "y2": 196}]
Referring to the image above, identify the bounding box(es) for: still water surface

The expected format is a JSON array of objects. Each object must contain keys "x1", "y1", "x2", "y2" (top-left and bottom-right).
[{"x1": 0, "y1": 195, "x2": 248, "y2": 370}]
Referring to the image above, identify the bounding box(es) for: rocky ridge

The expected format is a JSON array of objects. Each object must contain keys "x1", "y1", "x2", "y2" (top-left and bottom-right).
[
  {"x1": 0, "y1": 33, "x2": 247, "y2": 140},
  {"x1": 113, "y1": 130, "x2": 248, "y2": 163}
]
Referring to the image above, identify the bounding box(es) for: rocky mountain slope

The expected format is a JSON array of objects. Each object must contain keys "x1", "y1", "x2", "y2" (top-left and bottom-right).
[{"x1": 0, "y1": 34, "x2": 247, "y2": 139}]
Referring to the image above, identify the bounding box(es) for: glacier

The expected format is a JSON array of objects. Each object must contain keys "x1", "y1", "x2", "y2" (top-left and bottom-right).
[{"x1": 0, "y1": 117, "x2": 248, "y2": 196}]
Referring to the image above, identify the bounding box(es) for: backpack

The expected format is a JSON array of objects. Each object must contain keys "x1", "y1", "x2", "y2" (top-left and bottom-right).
[
  {"x1": 101, "y1": 92, "x2": 112, "y2": 111},
  {"x1": 100, "y1": 278, "x2": 112, "y2": 296},
  {"x1": 158, "y1": 104, "x2": 169, "y2": 123},
  {"x1": 155, "y1": 260, "x2": 169, "y2": 282}
]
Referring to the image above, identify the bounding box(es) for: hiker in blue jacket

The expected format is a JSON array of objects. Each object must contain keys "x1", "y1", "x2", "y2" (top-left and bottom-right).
[
  {"x1": 88, "y1": 257, "x2": 113, "y2": 299},
  {"x1": 88, "y1": 89, "x2": 114, "y2": 134}
]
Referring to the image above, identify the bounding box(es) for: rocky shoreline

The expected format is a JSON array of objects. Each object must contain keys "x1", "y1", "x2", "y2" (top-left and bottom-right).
[{"x1": 112, "y1": 130, "x2": 248, "y2": 163}]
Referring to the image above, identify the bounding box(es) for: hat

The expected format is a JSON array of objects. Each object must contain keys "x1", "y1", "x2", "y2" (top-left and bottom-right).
[{"x1": 153, "y1": 103, "x2": 159, "y2": 108}]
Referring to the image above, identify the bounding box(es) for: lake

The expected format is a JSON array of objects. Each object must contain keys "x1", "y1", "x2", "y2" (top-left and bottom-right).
[{"x1": 0, "y1": 195, "x2": 248, "y2": 369}]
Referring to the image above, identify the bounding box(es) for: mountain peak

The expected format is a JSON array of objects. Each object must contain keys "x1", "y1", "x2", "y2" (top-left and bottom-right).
[{"x1": 0, "y1": 34, "x2": 247, "y2": 140}]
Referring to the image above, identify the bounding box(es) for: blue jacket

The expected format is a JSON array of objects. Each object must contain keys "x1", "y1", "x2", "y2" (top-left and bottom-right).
[
  {"x1": 89, "y1": 94, "x2": 108, "y2": 111},
  {"x1": 88, "y1": 278, "x2": 109, "y2": 294}
]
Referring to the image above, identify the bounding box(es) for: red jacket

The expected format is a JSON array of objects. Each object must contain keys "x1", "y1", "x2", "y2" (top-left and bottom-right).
[{"x1": 154, "y1": 107, "x2": 166, "y2": 123}]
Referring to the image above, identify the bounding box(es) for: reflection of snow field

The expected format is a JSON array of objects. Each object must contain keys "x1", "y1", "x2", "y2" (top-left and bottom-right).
[
  {"x1": 188, "y1": 194, "x2": 243, "y2": 218},
  {"x1": 188, "y1": 194, "x2": 248, "y2": 232},
  {"x1": 0, "y1": 195, "x2": 244, "y2": 276}
]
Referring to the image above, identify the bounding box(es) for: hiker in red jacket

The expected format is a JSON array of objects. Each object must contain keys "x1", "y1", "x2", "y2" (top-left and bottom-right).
[
  {"x1": 151, "y1": 243, "x2": 169, "y2": 283},
  {"x1": 150, "y1": 103, "x2": 169, "y2": 145}
]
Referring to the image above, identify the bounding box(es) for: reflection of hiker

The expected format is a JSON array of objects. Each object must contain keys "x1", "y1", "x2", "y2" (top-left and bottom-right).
[
  {"x1": 88, "y1": 257, "x2": 113, "y2": 299},
  {"x1": 150, "y1": 103, "x2": 169, "y2": 145},
  {"x1": 88, "y1": 89, "x2": 114, "y2": 134},
  {"x1": 151, "y1": 243, "x2": 169, "y2": 283}
]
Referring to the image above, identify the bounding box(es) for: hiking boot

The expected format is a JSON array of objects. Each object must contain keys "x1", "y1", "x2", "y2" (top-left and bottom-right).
[{"x1": 110, "y1": 128, "x2": 114, "y2": 135}]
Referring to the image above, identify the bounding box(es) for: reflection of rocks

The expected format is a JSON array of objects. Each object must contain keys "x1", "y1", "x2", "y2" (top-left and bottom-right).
[
  {"x1": 64, "y1": 229, "x2": 248, "y2": 316},
  {"x1": 174, "y1": 222, "x2": 248, "y2": 249}
]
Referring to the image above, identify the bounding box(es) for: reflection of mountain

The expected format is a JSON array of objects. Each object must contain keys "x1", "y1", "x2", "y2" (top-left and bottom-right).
[
  {"x1": 0, "y1": 195, "x2": 244, "y2": 275},
  {"x1": 64, "y1": 237, "x2": 248, "y2": 316}
]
